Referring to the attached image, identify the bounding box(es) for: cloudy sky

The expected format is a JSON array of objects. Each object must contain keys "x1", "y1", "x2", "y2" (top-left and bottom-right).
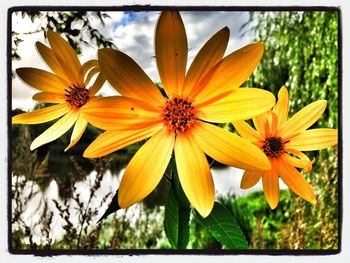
[
  {"x1": 11, "y1": 11, "x2": 253, "y2": 111},
  {"x1": 11, "y1": 11, "x2": 290, "y2": 198}
]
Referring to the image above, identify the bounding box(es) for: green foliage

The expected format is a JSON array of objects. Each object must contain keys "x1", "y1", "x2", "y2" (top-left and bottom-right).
[
  {"x1": 223, "y1": 156, "x2": 338, "y2": 250},
  {"x1": 164, "y1": 161, "x2": 191, "y2": 249},
  {"x1": 164, "y1": 161, "x2": 248, "y2": 250},
  {"x1": 12, "y1": 11, "x2": 116, "y2": 59},
  {"x1": 219, "y1": 150, "x2": 338, "y2": 250},
  {"x1": 12, "y1": 125, "x2": 49, "y2": 182},
  {"x1": 12, "y1": 204, "x2": 168, "y2": 250},
  {"x1": 223, "y1": 191, "x2": 295, "y2": 249},
  {"x1": 11, "y1": 167, "x2": 338, "y2": 250},
  {"x1": 95, "y1": 206, "x2": 168, "y2": 249},
  {"x1": 244, "y1": 11, "x2": 338, "y2": 129},
  {"x1": 188, "y1": 219, "x2": 220, "y2": 249},
  {"x1": 194, "y1": 202, "x2": 248, "y2": 249},
  {"x1": 238, "y1": 11, "x2": 339, "y2": 250},
  {"x1": 12, "y1": 113, "x2": 98, "y2": 197}
]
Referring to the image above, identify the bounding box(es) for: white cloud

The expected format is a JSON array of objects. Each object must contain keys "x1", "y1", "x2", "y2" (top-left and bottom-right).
[
  {"x1": 12, "y1": 11, "x2": 253, "y2": 110},
  {"x1": 181, "y1": 11, "x2": 251, "y2": 56},
  {"x1": 12, "y1": 16, "x2": 47, "y2": 111},
  {"x1": 109, "y1": 11, "x2": 252, "y2": 82},
  {"x1": 110, "y1": 12, "x2": 160, "y2": 82}
]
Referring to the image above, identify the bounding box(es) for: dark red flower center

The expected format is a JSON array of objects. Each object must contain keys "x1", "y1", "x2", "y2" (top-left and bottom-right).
[
  {"x1": 262, "y1": 137, "x2": 285, "y2": 158},
  {"x1": 65, "y1": 84, "x2": 89, "y2": 108},
  {"x1": 162, "y1": 97, "x2": 196, "y2": 133}
]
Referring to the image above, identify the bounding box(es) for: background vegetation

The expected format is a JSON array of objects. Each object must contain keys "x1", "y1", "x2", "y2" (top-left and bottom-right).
[
  {"x1": 11, "y1": 10, "x2": 339, "y2": 250},
  {"x1": 12, "y1": 11, "x2": 116, "y2": 60}
]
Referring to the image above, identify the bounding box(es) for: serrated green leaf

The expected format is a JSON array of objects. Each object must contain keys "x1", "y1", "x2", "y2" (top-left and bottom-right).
[
  {"x1": 164, "y1": 160, "x2": 191, "y2": 249},
  {"x1": 195, "y1": 202, "x2": 248, "y2": 249}
]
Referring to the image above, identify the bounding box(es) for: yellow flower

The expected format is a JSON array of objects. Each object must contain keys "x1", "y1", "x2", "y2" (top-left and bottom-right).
[
  {"x1": 233, "y1": 86, "x2": 338, "y2": 209},
  {"x1": 12, "y1": 30, "x2": 105, "y2": 151},
  {"x1": 83, "y1": 11, "x2": 276, "y2": 217}
]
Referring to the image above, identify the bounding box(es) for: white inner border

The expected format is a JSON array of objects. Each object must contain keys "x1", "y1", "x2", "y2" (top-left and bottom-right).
[{"x1": 1, "y1": 0, "x2": 348, "y2": 262}]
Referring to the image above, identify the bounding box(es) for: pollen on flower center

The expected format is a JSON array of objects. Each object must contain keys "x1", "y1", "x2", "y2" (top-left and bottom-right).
[
  {"x1": 162, "y1": 97, "x2": 196, "y2": 133},
  {"x1": 263, "y1": 137, "x2": 285, "y2": 158},
  {"x1": 65, "y1": 84, "x2": 89, "y2": 108}
]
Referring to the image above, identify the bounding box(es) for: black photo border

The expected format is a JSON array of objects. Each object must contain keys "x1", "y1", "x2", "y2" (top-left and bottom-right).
[{"x1": 7, "y1": 5, "x2": 343, "y2": 256}]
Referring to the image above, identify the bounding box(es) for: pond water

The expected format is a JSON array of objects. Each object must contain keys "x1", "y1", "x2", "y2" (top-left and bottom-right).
[{"x1": 14, "y1": 166, "x2": 288, "y2": 243}]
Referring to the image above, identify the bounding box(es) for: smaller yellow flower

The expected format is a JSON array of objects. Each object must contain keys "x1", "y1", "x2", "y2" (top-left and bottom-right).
[
  {"x1": 12, "y1": 30, "x2": 105, "y2": 151},
  {"x1": 233, "y1": 86, "x2": 338, "y2": 209}
]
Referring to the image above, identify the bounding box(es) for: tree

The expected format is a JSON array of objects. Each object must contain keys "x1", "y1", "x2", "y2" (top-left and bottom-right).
[
  {"x1": 12, "y1": 11, "x2": 116, "y2": 59},
  {"x1": 243, "y1": 11, "x2": 338, "y2": 128}
]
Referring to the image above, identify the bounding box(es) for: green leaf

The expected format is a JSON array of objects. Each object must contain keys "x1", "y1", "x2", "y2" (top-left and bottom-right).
[
  {"x1": 194, "y1": 202, "x2": 248, "y2": 249},
  {"x1": 164, "y1": 159, "x2": 191, "y2": 249}
]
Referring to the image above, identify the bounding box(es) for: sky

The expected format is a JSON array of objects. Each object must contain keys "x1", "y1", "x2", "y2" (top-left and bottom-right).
[
  {"x1": 11, "y1": 11, "x2": 289, "y2": 192},
  {"x1": 11, "y1": 11, "x2": 252, "y2": 110}
]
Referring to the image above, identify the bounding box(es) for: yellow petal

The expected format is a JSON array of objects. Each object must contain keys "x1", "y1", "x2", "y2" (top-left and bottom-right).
[
  {"x1": 280, "y1": 100, "x2": 327, "y2": 140},
  {"x1": 155, "y1": 11, "x2": 188, "y2": 97},
  {"x1": 81, "y1": 96, "x2": 162, "y2": 131},
  {"x1": 265, "y1": 110, "x2": 279, "y2": 137},
  {"x1": 278, "y1": 159, "x2": 316, "y2": 204},
  {"x1": 232, "y1": 120, "x2": 264, "y2": 143},
  {"x1": 64, "y1": 114, "x2": 88, "y2": 152},
  {"x1": 98, "y1": 48, "x2": 164, "y2": 106},
  {"x1": 191, "y1": 121, "x2": 271, "y2": 172},
  {"x1": 88, "y1": 73, "x2": 106, "y2": 96},
  {"x1": 47, "y1": 30, "x2": 83, "y2": 85},
  {"x1": 262, "y1": 159, "x2": 279, "y2": 209},
  {"x1": 32, "y1": 92, "x2": 67, "y2": 103},
  {"x1": 190, "y1": 42, "x2": 264, "y2": 105},
  {"x1": 240, "y1": 170, "x2": 262, "y2": 189},
  {"x1": 273, "y1": 86, "x2": 289, "y2": 130},
  {"x1": 286, "y1": 128, "x2": 338, "y2": 151},
  {"x1": 174, "y1": 132, "x2": 214, "y2": 218},
  {"x1": 30, "y1": 110, "x2": 79, "y2": 150},
  {"x1": 252, "y1": 118, "x2": 265, "y2": 139},
  {"x1": 84, "y1": 66, "x2": 100, "y2": 87},
  {"x1": 35, "y1": 41, "x2": 69, "y2": 81},
  {"x1": 118, "y1": 128, "x2": 175, "y2": 208},
  {"x1": 184, "y1": 27, "x2": 229, "y2": 97},
  {"x1": 196, "y1": 88, "x2": 275, "y2": 123},
  {"x1": 83, "y1": 124, "x2": 163, "y2": 158},
  {"x1": 16, "y1": 68, "x2": 70, "y2": 93},
  {"x1": 81, "y1": 59, "x2": 99, "y2": 79},
  {"x1": 281, "y1": 152, "x2": 314, "y2": 172},
  {"x1": 12, "y1": 103, "x2": 69, "y2": 124}
]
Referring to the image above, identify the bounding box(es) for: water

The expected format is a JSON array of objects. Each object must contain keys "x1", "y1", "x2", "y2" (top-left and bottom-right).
[{"x1": 13, "y1": 166, "x2": 288, "y2": 244}]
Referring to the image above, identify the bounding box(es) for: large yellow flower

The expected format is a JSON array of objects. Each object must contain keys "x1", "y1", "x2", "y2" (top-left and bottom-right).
[
  {"x1": 233, "y1": 86, "x2": 338, "y2": 209},
  {"x1": 82, "y1": 11, "x2": 276, "y2": 217},
  {"x1": 12, "y1": 30, "x2": 105, "y2": 151}
]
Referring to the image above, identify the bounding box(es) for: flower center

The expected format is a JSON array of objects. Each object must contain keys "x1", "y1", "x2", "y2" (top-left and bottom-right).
[
  {"x1": 162, "y1": 97, "x2": 196, "y2": 133},
  {"x1": 262, "y1": 137, "x2": 285, "y2": 158},
  {"x1": 65, "y1": 84, "x2": 89, "y2": 108}
]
